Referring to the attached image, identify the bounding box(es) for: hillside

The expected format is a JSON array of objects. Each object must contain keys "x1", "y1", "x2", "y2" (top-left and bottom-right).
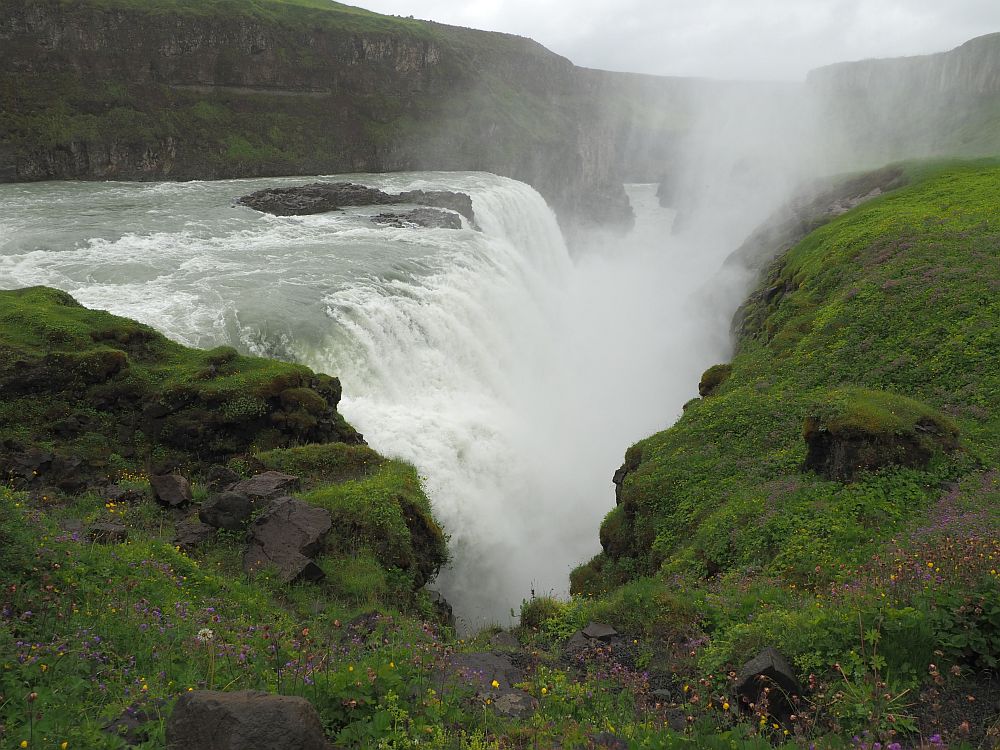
[{"x1": 567, "y1": 159, "x2": 1000, "y2": 744}]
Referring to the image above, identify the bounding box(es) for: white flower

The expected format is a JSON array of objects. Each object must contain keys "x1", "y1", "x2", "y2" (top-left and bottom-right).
[{"x1": 196, "y1": 627, "x2": 215, "y2": 643}]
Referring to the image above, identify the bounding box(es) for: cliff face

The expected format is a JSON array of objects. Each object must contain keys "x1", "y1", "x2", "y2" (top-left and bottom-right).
[
  {"x1": 0, "y1": 0, "x2": 650, "y2": 232},
  {"x1": 807, "y1": 33, "x2": 1000, "y2": 164}
]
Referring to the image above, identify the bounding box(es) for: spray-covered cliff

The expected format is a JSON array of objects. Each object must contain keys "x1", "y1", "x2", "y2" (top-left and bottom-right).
[
  {"x1": 808, "y1": 32, "x2": 1000, "y2": 164},
  {"x1": 0, "y1": 0, "x2": 695, "y2": 233}
]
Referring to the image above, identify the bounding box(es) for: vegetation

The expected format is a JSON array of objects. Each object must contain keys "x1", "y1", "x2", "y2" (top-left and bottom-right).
[
  {"x1": 568, "y1": 160, "x2": 1000, "y2": 745},
  {"x1": 2, "y1": 156, "x2": 998, "y2": 747}
]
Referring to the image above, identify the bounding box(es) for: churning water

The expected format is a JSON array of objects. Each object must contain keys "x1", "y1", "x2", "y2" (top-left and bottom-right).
[{"x1": 0, "y1": 172, "x2": 738, "y2": 627}]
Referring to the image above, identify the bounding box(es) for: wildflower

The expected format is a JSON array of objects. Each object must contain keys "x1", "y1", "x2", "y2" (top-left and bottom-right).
[
  {"x1": 61, "y1": 744, "x2": 68, "y2": 750},
  {"x1": 40, "y1": 663, "x2": 48, "y2": 672},
  {"x1": 541, "y1": 687, "x2": 548, "y2": 695},
  {"x1": 491, "y1": 679, "x2": 500, "y2": 688},
  {"x1": 20, "y1": 742, "x2": 28, "y2": 748},
  {"x1": 196, "y1": 628, "x2": 214, "y2": 643},
  {"x1": 389, "y1": 662, "x2": 395, "y2": 669},
  {"x1": 722, "y1": 702, "x2": 730, "y2": 710}
]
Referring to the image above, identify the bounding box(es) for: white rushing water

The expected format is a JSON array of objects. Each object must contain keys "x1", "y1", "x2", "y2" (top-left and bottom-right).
[{"x1": 0, "y1": 172, "x2": 739, "y2": 627}]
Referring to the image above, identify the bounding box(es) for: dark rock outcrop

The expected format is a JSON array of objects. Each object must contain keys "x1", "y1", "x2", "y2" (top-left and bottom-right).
[
  {"x1": 612, "y1": 444, "x2": 642, "y2": 506},
  {"x1": 166, "y1": 690, "x2": 331, "y2": 750},
  {"x1": 150, "y1": 474, "x2": 193, "y2": 509},
  {"x1": 199, "y1": 491, "x2": 253, "y2": 531},
  {"x1": 441, "y1": 652, "x2": 537, "y2": 718},
  {"x1": 243, "y1": 497, "x2": 332, "y2": 583},
  {"x1": 698, "y1": 364, "x2": 732, "y2": 398},
  {"x1": 802, "y1": 389, "x2": 959, "y2": 483},
  {"x1": 372, "y1": 208, "x2": 463, "y2": 229},
  {"x1": 238, "y1": 182, "x2": 476, "y2": 226}
]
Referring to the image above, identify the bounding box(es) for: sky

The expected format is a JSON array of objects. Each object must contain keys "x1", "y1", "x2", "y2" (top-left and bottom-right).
[{"x1": 357, "y1": 0, "x2": 1000, "y2": 81}]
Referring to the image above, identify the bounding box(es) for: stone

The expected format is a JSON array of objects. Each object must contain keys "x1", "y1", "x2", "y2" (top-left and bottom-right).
[
  {"x1": 104, "y1": 701, "x2": 159, "y2": 745},
  {"x1": 199, "y1": 491, "x2": 253, "y2": 531},
  {"x1": 489, "y1": 631, "x2": 520, "y2": 650},
  {"x1": 204, "y1": 465, "x2": 240, "y2": 493},
  {"x1": 243, "y1": 497, "x2": 332, "y2": 583},
  {"x1": 735, "y1": 647, "x2": 802, "y2": 720},
  {"x1": 173, "y1": 520, "x2": 215, "y2": 551},
  {"x1": 150, "y1": 474, "x2": 192, "y2": 508},
  {"x1": 492, "y1": 690, "x2": 536, "y2": 719},
  {"x1": 166, "y1": 690, "x2": 331, "y2": 750},
  {"x1": 88, "y1": 522, "x2": 127, "y2": 544},
  {"x1": 228, "y1": 471, "x2": 300, "y2": 503},
  {"x1": 563, "y1": 631, "x2": 595, "y2": 660},
  {"x1": 445, "y1": 652, "x2": 522, "y2": 690},
  {"x1": 581, "y1": 622, "x2": 618, "y2": 641}
]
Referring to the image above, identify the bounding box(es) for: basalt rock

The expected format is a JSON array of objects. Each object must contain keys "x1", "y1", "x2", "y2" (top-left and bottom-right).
[
  {"x1": 371, "y1": 208, "x2": 463, "y2": 229},
  {"x1": 166, "y1": 690, "x2": 332, "y2": 750},
  {"x1": 150, "y1": 474, "x2": 193, "y2": 508},
  {"x1": 173, "y1": 520, "x2": 215, "y2": 551},
  {"x1": 238, "y1": 183, "x2": 477, "y2": 226},
  {"x1": 199, "y1": 491, "x2": 253, "y2": 531},
  {"x1": 243, "y1": 497, "x2": 332, "y2": 583},
  {"x1": 228, "y1": 471, "x2": 300, "y2": 503}
]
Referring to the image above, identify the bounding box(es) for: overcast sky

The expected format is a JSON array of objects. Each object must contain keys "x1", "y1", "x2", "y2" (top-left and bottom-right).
[{"x1": 357, "y1": 0, "x2": 1000, "y2": 81}]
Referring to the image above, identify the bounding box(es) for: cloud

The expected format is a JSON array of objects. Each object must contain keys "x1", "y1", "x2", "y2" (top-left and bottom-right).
[{"x1": 356, "y1": 0, "x2": 1000, "y2": 79}]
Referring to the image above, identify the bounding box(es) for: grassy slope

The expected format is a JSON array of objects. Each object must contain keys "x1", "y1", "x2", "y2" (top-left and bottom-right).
[{"x1": 554, "y1": 161, "x2": 1000, "y2": 740}]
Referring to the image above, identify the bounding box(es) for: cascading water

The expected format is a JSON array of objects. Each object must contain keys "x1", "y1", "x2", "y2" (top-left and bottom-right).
[{"x1": 0, "y1": 171, "x2": 736, "y2": 627}]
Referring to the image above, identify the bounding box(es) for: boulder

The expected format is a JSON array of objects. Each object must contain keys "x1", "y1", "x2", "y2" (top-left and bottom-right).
[
  {"x1": 199, "y1": 491, "x2": 253, "y2": 531},
  {"x1": 103, "y1": 484, "x2": 147, "y2": 504},
  {"x1": 581, "y1": 622, "x2": 618, "y2": 641},
  {"x1": 243, "y1": 497, "x2": 331, "y2": 583},
  {"x1": 735, "y1": 647, "x2": 802, "y2": 720},
  {"x1": 150, "y1": 474, "x2": 192, "y2": 508},
  {"x1": 440, "y1": 652, "x2": 536, "y2": 719},
  {"x1": 173, "y1": 520, "x2": 215, "y2": 551},
  {"x1": 89, "y1": 522, "x2": 127, "y2": 544},
  {"x1": 166, "y1": 690, "x2": 331, "y2": 750},
  {"x1": 229, "y1": 471, "x2": 300, "y2": 503},
  {"x1": 204, "y1": 465, "x2": 240, "y2": 493}
]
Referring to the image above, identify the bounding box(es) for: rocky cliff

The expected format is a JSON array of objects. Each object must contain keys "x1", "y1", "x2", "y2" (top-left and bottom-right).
[{"x1": 0, "y1": 0, "x2": 690, "y2": 234}]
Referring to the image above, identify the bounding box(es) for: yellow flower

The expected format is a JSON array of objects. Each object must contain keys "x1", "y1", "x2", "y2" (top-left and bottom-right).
[
  {"x1": 40, "y1": 664, "x2": 48, "y2": 672},
  {"x1": 722, "y1": 702, "x2": 730, "y2": 711},
  {"x1": 20, "y1": 742, "x2": 28, "y2": 748},
  {"x1": 348, "y1": 665, "x2": 354, "y2": 672},
  {"x1": 541, "y1": 687, "x2": 548, "y2": 695},
  {"x1": 61, "y1": 744, "x2": 68, "y2": 750},
  {"x1": 491, "y1": 679, "x2": 499, "y2": 689},
  {"x1": 389, "y1": 662, "x2": 395, "y2": 669}
]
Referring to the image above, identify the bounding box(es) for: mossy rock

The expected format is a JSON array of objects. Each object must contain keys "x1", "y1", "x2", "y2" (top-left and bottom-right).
[
  {"x1": 302, "y1": 460, "x2": 447, "y2": 587},
  {"x1": 803, "y1": 387, "x2": 960, "y2": 482},
  {"x1": 0, "y1": 286, "x2": 362, "y2": 485},
  {"x1": 698, "y1": 364, "x2": 732, "y2": 398}
]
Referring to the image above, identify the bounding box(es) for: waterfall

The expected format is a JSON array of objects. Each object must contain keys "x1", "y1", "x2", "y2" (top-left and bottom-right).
[{"x1": 0, "y1": 173, "x2": 735, "y2": 628}]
